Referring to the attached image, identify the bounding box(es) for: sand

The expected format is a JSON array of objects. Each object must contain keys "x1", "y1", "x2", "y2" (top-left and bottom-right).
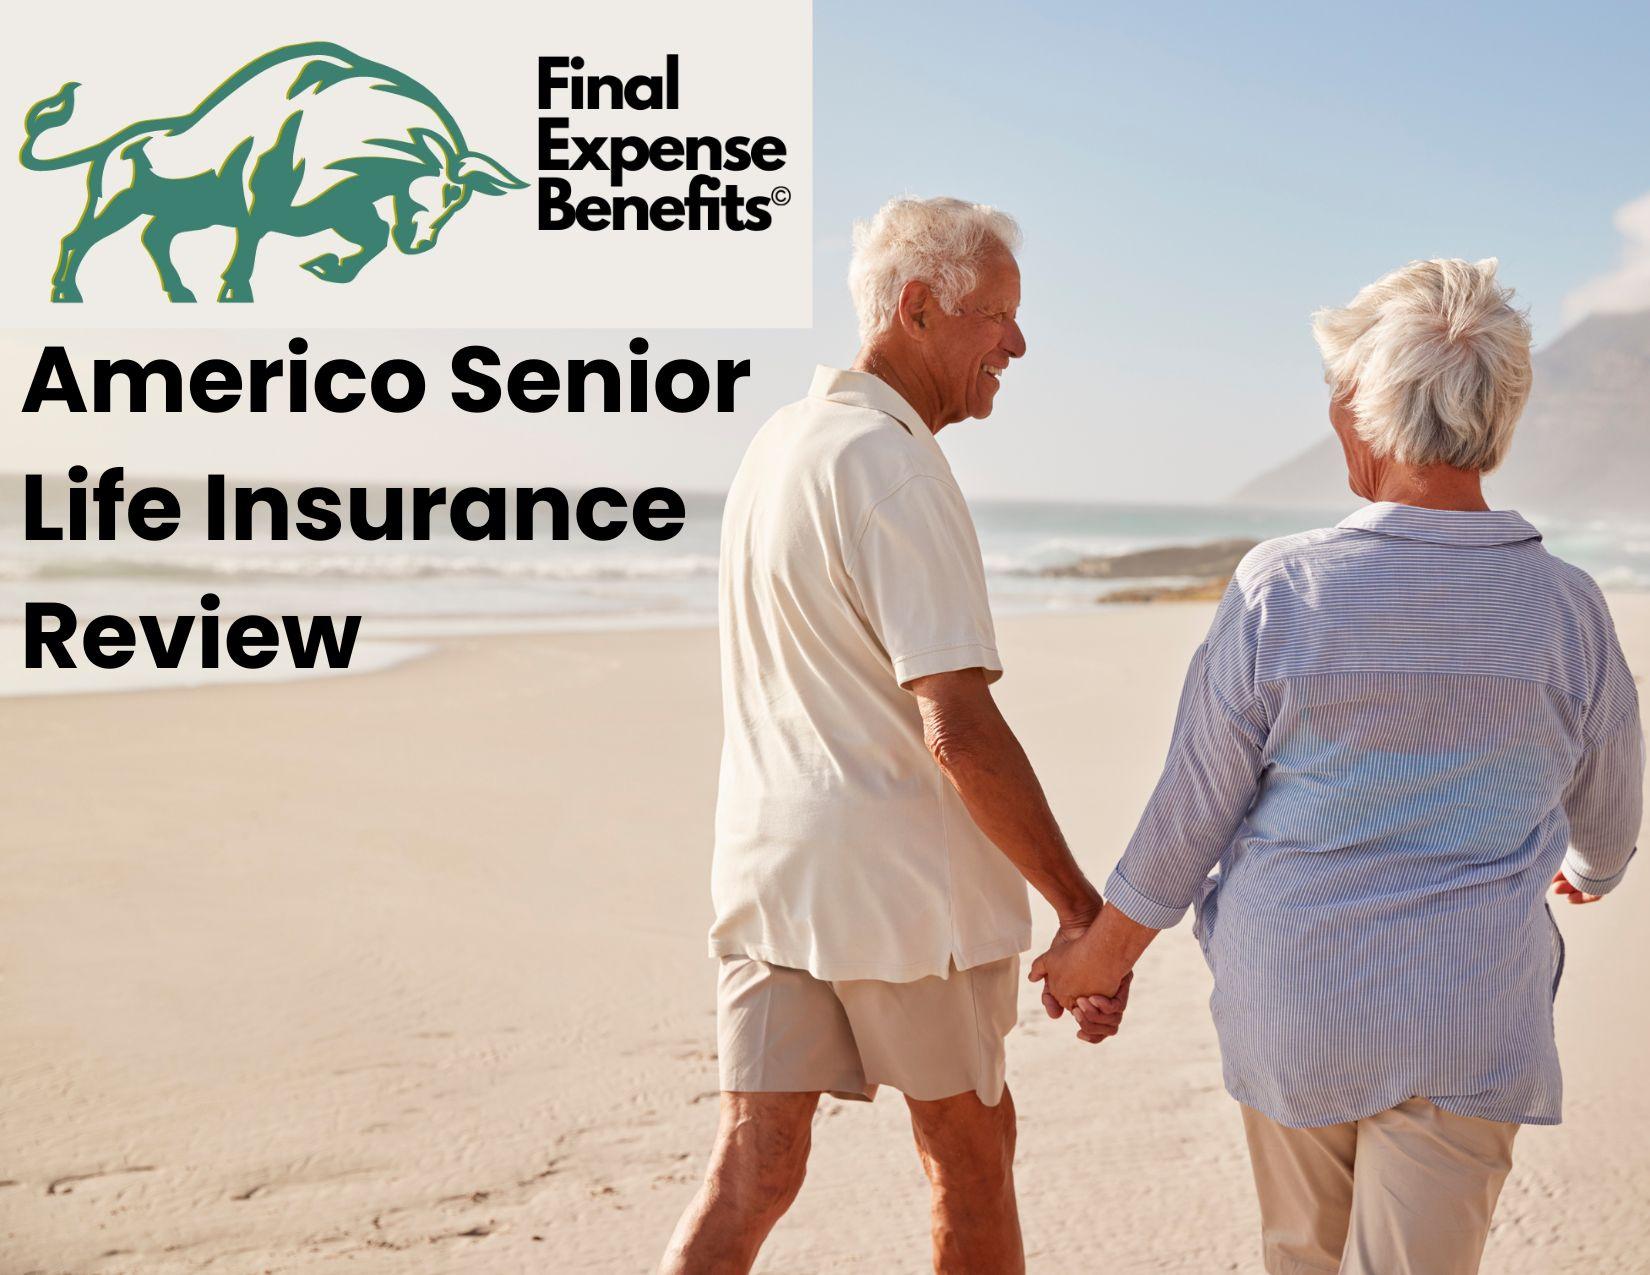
[{"x1": 3, "y1": 598, "x2": 1646, "y2": 1274}]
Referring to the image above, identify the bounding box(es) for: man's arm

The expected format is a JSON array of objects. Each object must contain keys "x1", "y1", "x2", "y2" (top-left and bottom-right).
[{"x1": 906, "y1": 667, "x2": 1101, "y2": 930}]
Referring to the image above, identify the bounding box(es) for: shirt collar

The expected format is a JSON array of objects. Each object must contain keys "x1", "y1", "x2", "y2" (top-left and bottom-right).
[
  {"x1": 808, "y1": 366, "x2": 936, "y2": 450},
  {"x1": 1336, "y1": 501, "x2": 1543, "y2": 547}
]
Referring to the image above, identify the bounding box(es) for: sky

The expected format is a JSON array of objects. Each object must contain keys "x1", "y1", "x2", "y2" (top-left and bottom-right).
[{"x1": 5, "y1": 1, "x2": 1649, "y2": 503}]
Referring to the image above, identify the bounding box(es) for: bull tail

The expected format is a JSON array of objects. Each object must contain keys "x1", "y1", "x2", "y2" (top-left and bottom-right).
[{"x1": 20, "y1": 82, "x2": 100, "y2": 170}]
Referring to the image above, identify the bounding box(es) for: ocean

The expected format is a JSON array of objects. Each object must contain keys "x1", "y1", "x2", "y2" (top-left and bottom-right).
[{"x1": 2, "y1": 480, "x2": 1646, "y2": 695}]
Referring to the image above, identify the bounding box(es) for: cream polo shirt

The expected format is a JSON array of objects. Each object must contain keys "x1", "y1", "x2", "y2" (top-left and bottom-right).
[{"x1": 708, "y1": 367, "x2": 1032, "y2": 982}]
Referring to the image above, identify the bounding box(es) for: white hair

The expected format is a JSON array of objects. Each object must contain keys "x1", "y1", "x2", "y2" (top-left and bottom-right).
[
  {"x1": 1311, "y1": 258, "x2": 1533, "y2": 473},
  {"x1": 848, "y1": 196, "x2": 1022, "y2": 344}
]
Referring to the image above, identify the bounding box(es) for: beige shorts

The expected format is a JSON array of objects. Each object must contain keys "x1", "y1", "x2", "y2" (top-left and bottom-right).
[{"x1": 716, "y1": 954, "x2": 1020, "y2": 1106}]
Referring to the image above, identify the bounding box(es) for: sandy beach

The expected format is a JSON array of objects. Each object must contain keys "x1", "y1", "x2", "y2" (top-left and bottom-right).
[{"x1": 3, "y1": 598, "x2": 1646, "y2": 1274}]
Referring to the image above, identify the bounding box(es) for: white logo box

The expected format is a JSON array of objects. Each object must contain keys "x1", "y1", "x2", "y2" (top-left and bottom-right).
[{"x1": 0, "y1": 0, "x2": 812, "y2": 329}]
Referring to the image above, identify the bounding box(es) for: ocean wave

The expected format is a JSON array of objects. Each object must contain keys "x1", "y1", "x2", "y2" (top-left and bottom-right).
[
  {"x1": 982, "y1": 538, "x2": 1144, "y2": 575},
  {"x1": 0, "y1": 551, "x2": 721, "y2": 584}
]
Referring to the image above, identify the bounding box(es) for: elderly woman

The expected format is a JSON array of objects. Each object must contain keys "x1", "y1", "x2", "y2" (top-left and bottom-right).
[{"x1": 1034, "y1": 258, "x2": 1643, "y2": 1274}]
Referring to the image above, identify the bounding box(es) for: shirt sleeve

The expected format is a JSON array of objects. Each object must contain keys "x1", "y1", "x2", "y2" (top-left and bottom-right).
[
  {"x1": 846, "y1": 475, "x2": 1001, "y2": 687},
  {"x1": 1561, "y1": 629, "x2": 1644, "y2": 895},
  {"x1": 1105, "y1": 581, "x2": 1269, "y2": 930}
]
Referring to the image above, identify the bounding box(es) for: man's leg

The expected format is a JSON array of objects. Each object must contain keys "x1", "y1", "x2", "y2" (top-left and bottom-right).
[
  {"x1": 906, "y1": 1086, "x2": 1023, "y2": 1275},
  {"x1": 664, "y1": 956, "x2": 867, "y2": 1272},
  {"x1": 1341, "y1": 1098, "x2": 1517, "y2": 1275},
  {"x1": 659, "y1": 1091, "x2": 820, "y2": 1274},
  {"x1": 1240, "y1": 1103, "x2": 1357, "y2": 1274}
]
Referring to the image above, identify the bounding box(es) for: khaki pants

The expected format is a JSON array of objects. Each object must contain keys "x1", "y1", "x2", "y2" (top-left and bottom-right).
[{"x1": 1242, "y1": 1098, "x2": 1518, "y2": 1275}]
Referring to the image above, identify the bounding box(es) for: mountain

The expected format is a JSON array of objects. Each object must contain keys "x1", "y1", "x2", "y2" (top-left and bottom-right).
[{"x1": 1234, "y1": 310, "x2": 1650, "y2": 521}]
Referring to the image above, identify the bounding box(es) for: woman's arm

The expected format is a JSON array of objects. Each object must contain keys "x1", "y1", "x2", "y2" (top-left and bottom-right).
[
  {"x1": 1030, "y1": 611, "x2": 1268, "y2": 1008},
  {"x1": 1559, "y1": 617, "x2": 1644, "y2": 899}
]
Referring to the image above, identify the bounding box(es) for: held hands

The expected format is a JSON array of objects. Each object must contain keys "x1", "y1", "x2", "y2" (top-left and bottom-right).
[
  {"x1": 1032, "y1": 918, "x2": 1092, "y2": 1023},
  {"x1": 1552, "y1": 870, "x2": 1605, "y2": 905},
  {"x1": 1071, "y1": 974, "x2": 1131, "y2": 1043},
  {"x1": 1029, "y1": 917, "x2": 1133, "y2": 1045}
]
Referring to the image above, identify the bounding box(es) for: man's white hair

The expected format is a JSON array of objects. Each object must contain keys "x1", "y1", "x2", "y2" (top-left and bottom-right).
[
  {"x1": 1311, "y1": 258, "x2": 1533, "y2": 473},
  {"x1": 848, "y1": 196, "x2": 1022, "y2": 344}
]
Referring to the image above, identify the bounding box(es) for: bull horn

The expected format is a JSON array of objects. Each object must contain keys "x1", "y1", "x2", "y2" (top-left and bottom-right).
[
  {"x1": 409, "y1": 126, "x2": 458, "y2": 172},
  {"x1": 456, "y1": 151, "x2": 529, "y2": 194}
]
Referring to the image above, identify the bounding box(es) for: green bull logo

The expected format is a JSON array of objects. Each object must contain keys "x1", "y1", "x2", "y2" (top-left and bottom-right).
[{"x1": 19, "y1": 41, "x2": 527, "y2": 302}]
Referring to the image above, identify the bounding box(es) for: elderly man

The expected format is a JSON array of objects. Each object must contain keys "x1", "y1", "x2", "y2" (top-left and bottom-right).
[
  {"x1": 1036, "y1": 257, "x2": 1643, "y2": 1274},
  {"x1": 659, "y1": 197, "x2": 1122, "y2": 1274}
]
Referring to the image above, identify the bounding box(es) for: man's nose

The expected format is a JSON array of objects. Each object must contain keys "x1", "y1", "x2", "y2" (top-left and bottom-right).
[{"x1": 1004, "y1": 317, "x2": 1027, "y2": 359}]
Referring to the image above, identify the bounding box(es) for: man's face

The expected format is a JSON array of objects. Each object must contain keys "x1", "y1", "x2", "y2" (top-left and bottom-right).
[{"x1": 926, "y1": 248, "x2": 1026, "y2": 425}]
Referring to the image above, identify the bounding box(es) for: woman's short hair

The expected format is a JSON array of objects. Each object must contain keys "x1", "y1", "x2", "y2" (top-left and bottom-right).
[
  {"x1": 1312, "y1": 258, "x2": 1533, "y2": 472},
  {"x1": 848, "y1": 196, "x2": 1022, "y2": 344}
]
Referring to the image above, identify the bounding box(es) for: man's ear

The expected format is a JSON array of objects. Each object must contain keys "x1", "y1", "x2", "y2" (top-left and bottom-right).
[{"x1": 895, "y1": 279, "x2": 934, "y2": 338}]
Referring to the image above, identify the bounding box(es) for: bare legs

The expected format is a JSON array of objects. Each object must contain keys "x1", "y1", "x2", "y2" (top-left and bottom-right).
[
  {"x1": 908, "y1": 1087, "x2": 1023, "y2": 1275},
  {"x1": 660, "y1": 1092, "x2": 819, "y2": 1274},
  {"x1": 660, "y1": 1087, "x2": 1022, "y2": 1275}
]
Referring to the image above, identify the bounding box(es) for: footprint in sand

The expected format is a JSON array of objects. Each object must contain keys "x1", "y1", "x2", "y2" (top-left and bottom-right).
[{"x1": 46, "y1": 1166, "x2": 157, "y2": 1196}]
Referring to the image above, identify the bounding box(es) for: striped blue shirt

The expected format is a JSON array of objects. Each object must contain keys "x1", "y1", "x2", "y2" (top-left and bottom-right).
[{"x1": 1105, "y1": 503, "x2": 1644, "y2": 1128}]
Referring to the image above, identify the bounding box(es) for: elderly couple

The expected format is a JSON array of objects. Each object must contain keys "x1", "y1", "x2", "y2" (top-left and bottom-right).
[{"x1": 659, "y1": 196, "x2": 1644, "y2": 1274}]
